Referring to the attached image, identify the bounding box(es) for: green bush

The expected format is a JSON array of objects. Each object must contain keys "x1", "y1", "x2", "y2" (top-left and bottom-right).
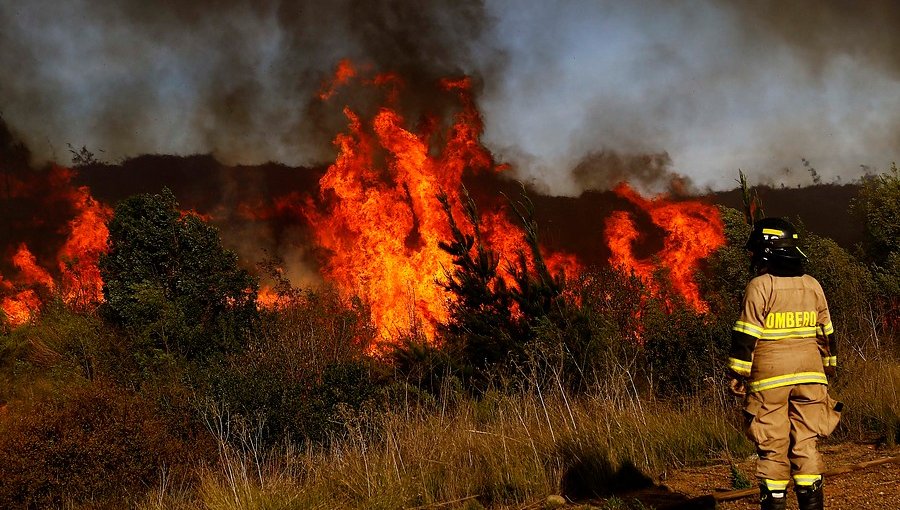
[
  {"x1": 799, "y1": 228, "x2": 874, "y2": 338},
  {"x1": 200, "y1": 286, "x2": 384, "y2": 445},
  {"x1": 208, "y1": 358, "x2": 382, "y2": 445},
  {"x1": 851, "y1": 164, "x2": 900, "y2": 329},
  {"x1": 700, "y1": 206, "x2": 753, "y2": 318},
  {"x1": 0, "y1": 383, "x2": 190, "y2": 509},
  {"x1": 100, "y1": 188, "x2": 258, "y2": 359},
  {"x1": 641, "y1": 302, "x2": 729, "y2": 396}
]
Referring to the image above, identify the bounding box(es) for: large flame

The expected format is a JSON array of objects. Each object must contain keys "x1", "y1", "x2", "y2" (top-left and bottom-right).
[
  {"x1": 604, "y1": 183, "x2": 725, "y2": 312},
  {"x1": 0, "y1": 61, "x2": 726, "y2": 340},
  {"x1": 0, "y1": 166, "x2": 111, "y2": 325},
  {"x1": 302, "y1": 63, "x2": 577, "y2": 343},
  {"x1": 58, "y1": 186, "x2": 112, "y2": 310}
]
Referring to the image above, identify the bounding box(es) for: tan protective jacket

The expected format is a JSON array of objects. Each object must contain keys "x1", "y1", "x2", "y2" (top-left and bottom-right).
[{"x1": 728, "y1": 274, "x2": 836, "y2": 393}]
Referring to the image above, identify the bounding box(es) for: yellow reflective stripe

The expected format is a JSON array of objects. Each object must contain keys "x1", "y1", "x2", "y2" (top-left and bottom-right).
[
  {"x1": 748, "y1": 372, "x2": 828, "y2": 393},
  {"x1": 823, "y1": 322, "x2": 834, "y2": 335},
  {"x1": 758, "y1": 326, "x2": 819, "y2": 340},
  {"x1": 736, "y1": 323, "x2": 825, "y2": 341},
  {"x1": 733, "y1": 321, "x2": 763, "y2": 338},
  {"x1": 793, "y1": 474, "x2": 822, "y2": 486},
  {"x1": 823, "y1": 356, "x2": 837, "y2": 367},
  {"x1": 729, "y1": 358, "x2": 752, "y2": 376},
  {"x1": 764, "y1": 479, "x2": 790, "y2": 491},
  {"x1": 762, "y1": 228, "x2": 784, "y2": 236}
]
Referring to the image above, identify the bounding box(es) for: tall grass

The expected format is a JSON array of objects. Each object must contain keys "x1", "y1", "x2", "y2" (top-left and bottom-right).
[{"x1": 141, "y1": 372, "x2": 752, "y2": 510}]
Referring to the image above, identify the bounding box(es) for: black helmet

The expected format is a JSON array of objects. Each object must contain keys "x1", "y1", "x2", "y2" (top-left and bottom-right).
[{"x1": 746, "y1": 217, "x2": 807, "y2": 274}]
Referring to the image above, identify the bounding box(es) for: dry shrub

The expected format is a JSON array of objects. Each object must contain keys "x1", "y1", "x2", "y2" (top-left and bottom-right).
[
  {"x1": 0, "y1": 382, "x2": 191, "y2": 509},
  {"x1": 832, "y1": 356, "x2": 900, "y2": 445},
  {"x1": 204, "y1": 286, "x2": 384, "y2": 447}
]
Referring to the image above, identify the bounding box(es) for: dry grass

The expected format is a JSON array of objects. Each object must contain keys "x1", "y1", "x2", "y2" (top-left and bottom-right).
[
  {"x1": 139, "y1": 374, "x2": 751, "y2": 510},
  {"x1": 135, "y1": 327, "x2": 900, "y2": 510}
]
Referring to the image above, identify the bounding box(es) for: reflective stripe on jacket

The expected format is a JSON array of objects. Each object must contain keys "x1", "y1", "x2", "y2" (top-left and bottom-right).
[{"x1": 728, "y1": 274, "x2": 837, "y2": 392}]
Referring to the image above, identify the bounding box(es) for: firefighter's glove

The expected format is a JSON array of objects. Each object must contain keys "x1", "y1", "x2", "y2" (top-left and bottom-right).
[
  {"x1": 824, "y1": 365, "x2": 837, "y2": 378},
  {"x1": 728, "y1": 377, "x2": 747, "y2": 397}
]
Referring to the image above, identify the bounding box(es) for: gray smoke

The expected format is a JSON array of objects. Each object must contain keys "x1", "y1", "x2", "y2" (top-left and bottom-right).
[
  {"x1": 0, "y1": 0, "x2": 490, "y2": 166},
  {"x1": 476, "y1": 0, "x2": 900, "y2": 194},
  {"x1": 2, "y1": 0, "x2": 899, "y2": 196}
]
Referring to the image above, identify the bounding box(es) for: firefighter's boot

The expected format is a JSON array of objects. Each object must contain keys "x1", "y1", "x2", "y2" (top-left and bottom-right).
[
  {"x1": 759, "y1": 484, "x2": 787, "y2": 510},
  {"x1": 795, "y1": 477, "x2": 824, "y2": 510}
]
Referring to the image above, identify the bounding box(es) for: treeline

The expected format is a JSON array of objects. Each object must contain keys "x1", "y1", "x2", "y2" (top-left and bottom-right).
[{"x1": 0, "y1": 169, "x2": 898, "y2": 508}]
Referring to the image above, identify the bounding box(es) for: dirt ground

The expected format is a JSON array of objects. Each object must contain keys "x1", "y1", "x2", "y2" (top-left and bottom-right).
[{"x1": 659, "y1": 442, "x2": 900, "y2": 509}]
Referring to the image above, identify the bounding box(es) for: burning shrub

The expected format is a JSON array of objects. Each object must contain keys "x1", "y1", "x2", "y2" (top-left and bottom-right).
[
  {"x1": 100, "y1": 188, "x2": 258, "y2": 358},
  {"x1": 0, "y1": 383, "x2": 190, "y2": 508}
]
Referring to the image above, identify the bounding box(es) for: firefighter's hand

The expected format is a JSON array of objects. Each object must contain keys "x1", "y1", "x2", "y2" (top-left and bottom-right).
[
  {"x1": 824, "y1": 366, "x2": 837, "y2": 378},
  {"x1": 729, "y1": 378, "x2": 746, "y2": 397}
]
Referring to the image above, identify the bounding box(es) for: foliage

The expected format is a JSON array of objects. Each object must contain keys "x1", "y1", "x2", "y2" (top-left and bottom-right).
[
  {"x1": 436, "y1": 188, "x2": 599, "y2": 391},
  {"x1": 851, "y1": 164, "x2": 900, "y2": 324},
  {"x1": 730, "y1": 463, "x2": 752, "y2": 489},
  {"x1": 641, "y1": 303, "x2": 730, "y2": 396},
  {"x1": 436, "y1": 189, "x2": 521, "y2": 379},
  {"x1": 0, "y1": 383, "x2": 190, "y2": 509},
  {"x1": 67, "y1": 143, "x2": 104, "y2": 167},
  {"x1": 852, "y1": 163, "x2": 900, "y2": 263},
  {"x1": 798, "y1": 226, "x2": 874, "y2": 335},
  {"x1": 208, "y1": 358, "x2": 381, "y2": 446},
  {"x1": 701, "y1": 206, "x2": 753, "y2": 317},
  {"x1": 206, "y1": 287, "x2": 381, "y2": 445},
  {"x1": 99, "y1": 188, "x2": 258, "y2": 358},
  {"x1": 388, "y1": 336, "x2": 457, "y2": 398}
]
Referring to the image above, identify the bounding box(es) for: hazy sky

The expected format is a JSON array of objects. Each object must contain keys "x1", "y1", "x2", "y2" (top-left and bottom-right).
[{"x1": 1, "y1": 0, "x2": 898, "y2": 195}]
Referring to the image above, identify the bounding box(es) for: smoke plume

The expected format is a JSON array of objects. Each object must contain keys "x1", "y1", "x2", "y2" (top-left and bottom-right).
[{"x1": 1, "y1": 1, "x2": 899, "y2": 196}]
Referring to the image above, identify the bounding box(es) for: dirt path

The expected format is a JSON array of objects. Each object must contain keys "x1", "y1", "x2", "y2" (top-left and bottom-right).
[{"x1": 659, "y1": 442, "x2": 900, "y2": 509}]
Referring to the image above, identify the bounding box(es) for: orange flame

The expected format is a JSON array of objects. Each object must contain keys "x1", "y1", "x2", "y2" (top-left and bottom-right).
[
  {"x1": 12, "y1": 244, "x2": 55, "y2": 292},
  {"x1": 58, "y1": 187, "x2": 112, "y2": 309},
  {"x1": 303, "y1": 64, "x2": 576, "y2": 345},
  {"x1": 604, "y1": 183, "x2": 725, "y2": 312},
  {"x1": 1, "y1": 289, "x2": 42, "y2": 326},
  {"x1": 318, "y1": 59, "x2": 358, "y2": 100},
  {"x1": 1, "y1": 166, "x2": 110, "y2": 325}
]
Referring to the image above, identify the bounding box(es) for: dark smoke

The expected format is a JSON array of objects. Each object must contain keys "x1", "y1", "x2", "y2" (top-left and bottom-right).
[
  {"x1": 571, "y1": 151, "x2": 687, "y2": 195},
  {"x1": 2, "y1": 1, "x2": 898, "y2": 197},
  {"x1": 0, "y1": 0, "x2": 492, "y2": 167}
]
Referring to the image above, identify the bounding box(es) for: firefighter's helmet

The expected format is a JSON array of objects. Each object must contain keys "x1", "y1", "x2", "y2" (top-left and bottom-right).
[{"x1": 746, "y1": 217, "x2": 807, "y2": 274}]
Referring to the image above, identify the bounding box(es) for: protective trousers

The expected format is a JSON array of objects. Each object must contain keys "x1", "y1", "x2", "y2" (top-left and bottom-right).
[{"x1": 744, "y1": 383, "x2": 841, "y2": 488}]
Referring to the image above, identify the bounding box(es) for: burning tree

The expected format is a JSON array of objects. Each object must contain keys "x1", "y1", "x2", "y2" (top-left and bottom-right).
[{"x1": 435, "y1": 188, "x2": 599, "y2": 389}]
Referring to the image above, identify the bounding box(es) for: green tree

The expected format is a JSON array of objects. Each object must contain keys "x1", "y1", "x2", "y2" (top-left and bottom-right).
[
  {"x1": 851, "y1": 164, "x2": 900, "y2": 321},
  {"x1": 799, "y1": 227, "x2": 874, "y2": 336},
  {"x1": 701, "y1": 205, "x2": 753, "y2": 317},
  {"x1": 436, "y1": 189, "x2": 520, "y2": 380},
  {"x1": 435, "y1": 188, "x2": 596, "y2": 390},
  {"x1": 99, "y1": 189, "x2": 258, "y2": 358}
]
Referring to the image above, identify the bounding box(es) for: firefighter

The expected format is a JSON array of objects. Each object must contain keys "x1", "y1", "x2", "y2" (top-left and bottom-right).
[{"x1": 728, "y1": 218, "x2": 843, "y2": 510}]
